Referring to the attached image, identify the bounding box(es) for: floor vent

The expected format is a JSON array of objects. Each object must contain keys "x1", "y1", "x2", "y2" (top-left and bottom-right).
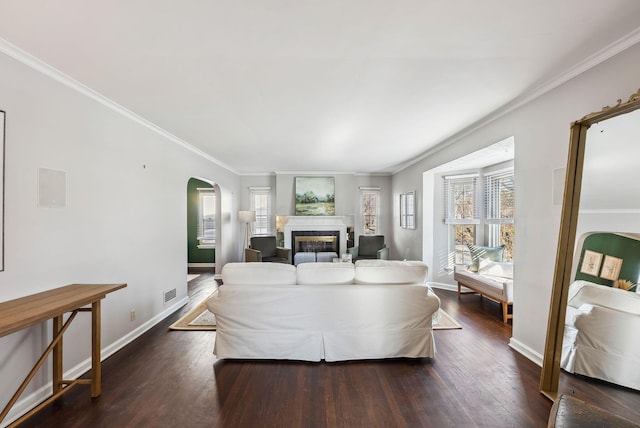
[{"x1": 164, "y1": 288, "x2": 177, "y2": 304}]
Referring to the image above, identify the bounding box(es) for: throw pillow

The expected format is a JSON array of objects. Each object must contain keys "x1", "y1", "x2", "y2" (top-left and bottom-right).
[{"x1": 467, "y1": 244, "x2": 505, "y2": 272}]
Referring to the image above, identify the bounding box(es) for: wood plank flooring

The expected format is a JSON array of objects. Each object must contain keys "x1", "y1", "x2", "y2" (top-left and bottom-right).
[{"x1": 15, "y1": 273, "x2": 640, "y2": 427}]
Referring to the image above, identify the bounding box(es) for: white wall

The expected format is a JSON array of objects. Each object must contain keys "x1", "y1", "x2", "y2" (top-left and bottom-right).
[
  {"x1": 240, "y1": 173, "x2": 393, "y2": 253},
  {"x1": 391, "y1": 42, "x2": 640, "y2": 363},
  {"x1": 0, "y1": 50, "x2": 240, "y2": 423}
]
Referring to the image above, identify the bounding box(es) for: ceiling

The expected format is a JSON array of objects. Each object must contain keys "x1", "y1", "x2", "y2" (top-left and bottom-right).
[{"x1": 1, "y1": 1, "x2": 640, "y2": 175}]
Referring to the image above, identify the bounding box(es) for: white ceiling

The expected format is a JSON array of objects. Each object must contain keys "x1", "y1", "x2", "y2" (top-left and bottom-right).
[{"x1": 1, "y1": 1, "x2": 640, "y2": 174}]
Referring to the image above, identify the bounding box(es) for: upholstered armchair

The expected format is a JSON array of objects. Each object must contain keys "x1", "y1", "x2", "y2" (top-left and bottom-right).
[
  {"x1": 347, "y1": 235, "x2": 389, "y2": 262},
  {"x1": 245, "y1": 236, "x2": 291, "y2": 263}
]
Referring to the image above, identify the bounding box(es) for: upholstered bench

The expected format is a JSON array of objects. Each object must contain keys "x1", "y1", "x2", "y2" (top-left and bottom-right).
[{"x1": 454, "y1": 261, "x2": 513, "y2": 323}]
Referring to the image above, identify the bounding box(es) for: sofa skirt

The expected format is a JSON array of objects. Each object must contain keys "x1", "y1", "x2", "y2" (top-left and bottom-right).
[{"x1": 213, "y1": 328, "x2": 435, "y2": 362}]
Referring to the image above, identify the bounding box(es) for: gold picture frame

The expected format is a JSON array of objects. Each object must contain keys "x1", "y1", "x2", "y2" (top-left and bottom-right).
[
  {"x1": 579, "y1": 250, "x2": 602, "y2": 276},
  {"x1": 600, "y1": 255, "x2": 623, "y2": 281}
]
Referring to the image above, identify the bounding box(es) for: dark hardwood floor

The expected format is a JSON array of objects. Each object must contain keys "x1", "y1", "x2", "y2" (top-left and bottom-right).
[{"x1": 15, "y1": 273, "x2": 640, "y2": 427}]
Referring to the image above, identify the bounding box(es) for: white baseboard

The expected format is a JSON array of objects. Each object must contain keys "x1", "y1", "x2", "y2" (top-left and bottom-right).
[
  {"x1": 3, "y1": 297, "x2": 189, "y2": 428},
  {"x1": 509, "y1": 338, "x2": 543, "y2": 367},
  {"x1": 427, "y1": 281, "x2": 455, "y2": 291},
  {"x1": 187, "y1": 263, "x2": 215, "y2": 268},
  {"x1": 427, "y1": 282, "x2": 470, "y2": 293}
]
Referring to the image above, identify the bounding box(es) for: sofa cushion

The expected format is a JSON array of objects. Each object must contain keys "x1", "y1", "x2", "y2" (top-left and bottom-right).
[
  {"x1": 221, "y1": 262, "x2": 296, "y2": 285},
  {"x1": 296, "y1": 262, "x2": 355, "y2": 285},
  {"x1": 467, "y1": 245, "x2": 505, "y2": 272},
  {"x1": 478, "y1": 261, "x2": 513, "y2": 279},
  {"x1": 354, "y1": 260, "x2": 428, "y2": 284}
]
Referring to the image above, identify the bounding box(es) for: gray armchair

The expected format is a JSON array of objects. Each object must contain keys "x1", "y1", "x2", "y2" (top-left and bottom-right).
[
  {"x1": 347, "y1": 235, "x2": 389, "y2": 262},
  {"x1": 245, "y1": 236, "x2": 291, "y2": 263}
]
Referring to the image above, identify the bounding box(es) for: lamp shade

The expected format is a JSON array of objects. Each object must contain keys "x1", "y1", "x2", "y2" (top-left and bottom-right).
[{"x1": 238, "y1": 210, "x2": 256, "y2": 223}]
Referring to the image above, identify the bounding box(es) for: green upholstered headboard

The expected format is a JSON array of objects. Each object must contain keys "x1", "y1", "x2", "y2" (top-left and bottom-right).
[{"x1": 575, "y1": 232, "x2": 640, "y2": 289}]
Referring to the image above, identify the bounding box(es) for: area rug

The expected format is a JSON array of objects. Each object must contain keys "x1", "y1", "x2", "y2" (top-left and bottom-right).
[
  {"x1": 169, "y1": 291, "x2": 217, "y2": 331},
  {"x1": 432, "y1": 308, "x2": 462, "y2": 330},
  {"x1": 170, "y1": 299, "x2": 460, "y2": 331}
]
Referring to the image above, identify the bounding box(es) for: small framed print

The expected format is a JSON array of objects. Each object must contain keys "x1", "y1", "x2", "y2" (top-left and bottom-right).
[
  {"x1": 600, "y1": 255, "x2": 623, "y2": 281},
  {"x1": 580, "y1": 250, "x2": 602, "y2": 276}
]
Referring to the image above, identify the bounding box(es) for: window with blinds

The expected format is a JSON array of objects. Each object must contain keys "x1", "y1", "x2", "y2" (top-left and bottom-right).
[
  {"x1": 485, "y1": 169, "x2": 515, "y2": 261},
  {"x1": 360, "y1": 188, "x2": 380, "y2": 235},
  {"x1": 444, "y1": 175, "x2": 480, "y2": 224},
  {"x1": 197, "y1": 188, "x2": 215, "y2": 247},
  {"x1": 250, "y1": 187, "x2": 271, "y2": 236},
  {"x1": 444, "y1": 174, "x2": 479, "y2": 265}
]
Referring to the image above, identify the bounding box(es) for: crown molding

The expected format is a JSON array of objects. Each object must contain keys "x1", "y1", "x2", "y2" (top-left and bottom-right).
[
  {"x1": 392, "y1": 26, "x2": 640, "y2": 175},
  {"x1": 0, "y1": 37, "x2": 239, "y2": 175}
]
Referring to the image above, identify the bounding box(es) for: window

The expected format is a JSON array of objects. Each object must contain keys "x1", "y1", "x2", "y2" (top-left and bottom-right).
[
  {"x1": 444, "y1": 175, "x2": 480, "y2": 265},
  {"x1": 360, "y1": 188, "x2": 380, "y2": 235},
  {"x1": 485, "y1": 170, "x2": 515, "y2": 261},
  {"x1": 250, "y1": 187, "x2": 271, "y2": 236},
  {"x1": 400, "y1": 191, "x2": 415, "y2": 229},
  {"x1": 197, "y1": 188, "x2": 215, "y2": 248}
]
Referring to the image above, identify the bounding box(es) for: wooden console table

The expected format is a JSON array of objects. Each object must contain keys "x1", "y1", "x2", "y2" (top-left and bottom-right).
[{"x1": 0, "y1": 283, "x2": 126, "y2": 427}]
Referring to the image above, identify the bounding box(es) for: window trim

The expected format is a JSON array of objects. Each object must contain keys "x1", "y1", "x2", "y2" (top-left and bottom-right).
[
  {"x1": 249, "y1": 186, "x2": 272, "y2": 236},
  {"x1": 360, "y1": 187, "x2": 380, "y2": 235},
  {"x1": 196, "y1": 188, "x2": 215, "y2": 248}
]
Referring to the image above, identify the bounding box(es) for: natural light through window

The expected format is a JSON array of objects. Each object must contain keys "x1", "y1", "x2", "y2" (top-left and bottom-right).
[{"x1": 197, "y1": 188, "x2": 215, "y2": 248}]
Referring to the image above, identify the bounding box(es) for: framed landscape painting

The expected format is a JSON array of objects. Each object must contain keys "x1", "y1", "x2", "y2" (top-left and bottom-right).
[{"x1": 295, "y1": 177, "x2": 335, "y2": 216}]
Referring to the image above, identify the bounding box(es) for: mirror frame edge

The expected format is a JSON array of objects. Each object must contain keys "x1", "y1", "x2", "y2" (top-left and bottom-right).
[{"x1": 540, "y1": 88, "x2": 640, "y2": 400}]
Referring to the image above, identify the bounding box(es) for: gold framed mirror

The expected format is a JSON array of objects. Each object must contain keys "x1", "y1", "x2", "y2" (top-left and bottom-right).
[{"x1": 540, "y1": 88, "x2": 640, "y2": 399}]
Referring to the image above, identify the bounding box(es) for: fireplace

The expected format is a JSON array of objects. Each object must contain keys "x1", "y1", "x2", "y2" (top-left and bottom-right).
[
  {"x1": 291, "y1": 231, "x2": 339, "y2": 258},
  {"x1": 282, "y1": 216, "x2": 349, "y2": 262}
]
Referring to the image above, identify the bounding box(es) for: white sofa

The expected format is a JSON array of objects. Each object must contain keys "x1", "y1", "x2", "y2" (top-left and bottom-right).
[
  {"x1": 206, "y1": 260, "x2": 440, "y2": 362},
  {"x1": 561, "y1": 280, "x2": 640, "y2": 391},
  {"x1": 453, "y1": 261, "x2": 513, "y2": 322}
]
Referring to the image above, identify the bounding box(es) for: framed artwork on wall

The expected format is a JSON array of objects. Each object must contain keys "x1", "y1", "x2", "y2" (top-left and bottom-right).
[
  {"x1": 579, "y1": 250, "x2": 602, "y2": 276},
  {"x1": 600, "y1": 255, "x2": 623, "y2": 281},
  {"x1": 295, "y1": 177, "x2": 335, "y2": 216},
  {"x1": 400, "y1": 191, "x2": 416, "y2": 229}
]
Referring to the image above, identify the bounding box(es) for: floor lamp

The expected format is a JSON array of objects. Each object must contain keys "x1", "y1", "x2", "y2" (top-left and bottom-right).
[{"x1": 238, "y1": 210, "x2": 256, "y2": 252}]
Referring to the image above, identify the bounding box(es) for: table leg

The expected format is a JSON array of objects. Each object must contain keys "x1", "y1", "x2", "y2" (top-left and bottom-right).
[
  {"x1": 52, "y1": 315, "x2": 63, "y2": 394},
  {"x1": 91, "y1": 300, "x2": 101, "y2": 397}
]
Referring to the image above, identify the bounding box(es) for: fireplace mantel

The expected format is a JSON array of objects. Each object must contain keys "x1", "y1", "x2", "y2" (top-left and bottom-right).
[{"x1": 282, "y1": 216, "x2": 348, "y2": 256}]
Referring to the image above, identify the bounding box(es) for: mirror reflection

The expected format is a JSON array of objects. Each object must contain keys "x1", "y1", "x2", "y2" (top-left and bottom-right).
[{"x1": 559, "y1": 109, "x2": 640, "y2": 393}]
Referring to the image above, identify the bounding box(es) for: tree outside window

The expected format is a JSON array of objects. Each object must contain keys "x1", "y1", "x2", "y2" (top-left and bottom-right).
[{"x1": 361, "y1": 189, "x2": 379, "y2": 235}]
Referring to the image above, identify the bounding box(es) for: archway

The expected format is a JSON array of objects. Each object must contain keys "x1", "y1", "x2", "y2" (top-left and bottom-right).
[{"x1": 187, "y1": 177, "x2": 220, "y2": 274}]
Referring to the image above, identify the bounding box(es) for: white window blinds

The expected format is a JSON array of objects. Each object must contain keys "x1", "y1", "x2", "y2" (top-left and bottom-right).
[
  {"x1": 250, "y1": 187, "x2": 271, "y2": 235},
  {"x1": 197, "y1": 188, "x2": 215, "y2": 243},
  {"x1": 444, "y1": 175, "x2": 480, "y2": 224},
  {"x1": 485, "y1": 170, "x2": 514, "y2": 222}
]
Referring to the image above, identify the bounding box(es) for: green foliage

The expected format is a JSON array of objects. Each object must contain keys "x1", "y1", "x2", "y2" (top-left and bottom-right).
[{"x1": 295, "y1": 202, "x2": 335, "y2": 216}]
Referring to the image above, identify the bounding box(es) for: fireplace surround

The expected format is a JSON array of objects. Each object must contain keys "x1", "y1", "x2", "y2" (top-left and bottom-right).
[
  {"x1": 282, "y1": 216, "x2": 348, "y2": 261},
  {"x1": 291, "y1": 231, "x2": 339, "y2": 258}
]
